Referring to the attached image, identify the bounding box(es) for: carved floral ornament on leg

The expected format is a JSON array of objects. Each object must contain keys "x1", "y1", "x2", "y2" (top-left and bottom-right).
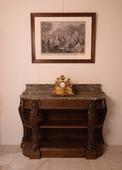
[{"x1": 52, "y1": 75, "x2": 74, "y2": 96}]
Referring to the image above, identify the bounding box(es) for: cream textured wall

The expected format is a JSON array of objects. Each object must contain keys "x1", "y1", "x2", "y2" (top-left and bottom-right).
[{"x1": 0, "y1": 0, "x2": 122, "y2": 145}]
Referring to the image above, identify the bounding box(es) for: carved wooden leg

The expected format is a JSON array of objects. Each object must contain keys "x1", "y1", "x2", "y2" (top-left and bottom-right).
[
  {"x1": 30, "y1": 101, "x2": 40, "y2": 159},
  {"x1": 18, "y1": 99, "x2": 27, "y2": 148},
  {"x1": 23, "y1": 126, "x2": 28, "y2": 145},
  {"x1": 86, "y1": 102, "x2": 97, "y2": 159}
]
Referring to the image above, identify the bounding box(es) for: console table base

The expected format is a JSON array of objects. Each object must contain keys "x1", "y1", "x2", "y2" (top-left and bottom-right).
[{"x1": 22, "y1": 141, "x2": 104, "y2": 159}]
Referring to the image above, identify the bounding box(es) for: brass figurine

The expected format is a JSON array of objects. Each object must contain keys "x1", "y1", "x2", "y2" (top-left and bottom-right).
[{"x1": 53, "y1": 75, "x2": 74, "y2": 96}]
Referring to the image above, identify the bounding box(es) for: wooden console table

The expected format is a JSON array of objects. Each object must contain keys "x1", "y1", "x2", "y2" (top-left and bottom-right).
[{"x1": 19, "y1": 84, "x2": 107, "y2": 159}]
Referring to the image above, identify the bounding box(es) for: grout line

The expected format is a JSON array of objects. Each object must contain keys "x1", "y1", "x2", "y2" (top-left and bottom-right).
[{"x1": 35, "y1": 159, "x2": 49, "y2": 170}]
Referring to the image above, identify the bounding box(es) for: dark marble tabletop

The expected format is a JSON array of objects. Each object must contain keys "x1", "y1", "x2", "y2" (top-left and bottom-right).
[{"x1": 20, "y1": 84, "x2": 106, "y2": 100}]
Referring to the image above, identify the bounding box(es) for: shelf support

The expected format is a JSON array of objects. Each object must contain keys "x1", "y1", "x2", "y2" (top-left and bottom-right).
[
  {"x1": 86, "y1": 101, "x2": 97, "y2": 158},
  {"x1": 19, "y1": 99, "x2": 28, "y2": 148},
  {"x1": 29, "y1": 100, "x2": 40, "y2": 158}
]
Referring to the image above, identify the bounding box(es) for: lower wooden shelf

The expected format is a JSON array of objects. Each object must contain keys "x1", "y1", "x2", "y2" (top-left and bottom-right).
[
  {"x1": 40, "y1": 120, "x2": 88, "y2": 128},
  {"x1": 22, "y1": 140, "x2": 104, "y2": 159}
]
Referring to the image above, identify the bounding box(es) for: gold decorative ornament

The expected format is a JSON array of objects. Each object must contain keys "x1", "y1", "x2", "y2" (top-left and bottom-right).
[{"x1": 52, "y1": 75, "x2": 74, "y2": 96}]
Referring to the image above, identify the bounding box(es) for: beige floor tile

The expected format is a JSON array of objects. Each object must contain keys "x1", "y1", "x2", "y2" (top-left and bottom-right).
[
  {"x1": 105, "y1": 152, "x2": 122, "y2": 162},
  {"x1": 105, "y1": 146, "x2": 122, "y2": 153},
  {"x1": 0, "y1": 153, "x2": 15, "y2": 165},
  {"x1": 0, "y1": 145, "x2": 20, "y2": 161},
  {"x1": 68, "y1": 158, "x2": 89, "y2": 163},
  {"x1": 0, "y1": 165, "x2": 10, "y2": 170},
  {"x1": 37, "y1": 160, "x2": 49, "y2": 170},
  {"x1": 89, "y1": 161, "x2": 111, "y2": 170},
  {"x1": 11, "y1": 153, "x2": 44, "y2": 163},
  {"x1": 11, "y1": 153, "x2": 31, "y2": 163},
  {"x1": 7, "y1": 162, "x2": 46, "y2": 170},
  {"x1": 109, "y1": 162, "x2": 122, "y2": 170},
  {"x1": 9, "y1": 157, "x2": 48, "y2": 170},
  {"x1": 49, "y1": 158, "x2": 70, "y2": 170},
  {"x1": 69, "y1": 160, "x2": 90, "y2": 170}
]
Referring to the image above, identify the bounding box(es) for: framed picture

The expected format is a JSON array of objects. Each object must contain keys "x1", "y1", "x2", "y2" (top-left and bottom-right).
[{"x1": 31, "y1": 13, "x2": 96, "y2": 63}]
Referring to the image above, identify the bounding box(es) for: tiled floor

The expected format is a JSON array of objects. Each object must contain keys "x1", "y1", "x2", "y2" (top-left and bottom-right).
[{"x1": 0, "y1": 146, "x2": 122, "y2": 170}]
